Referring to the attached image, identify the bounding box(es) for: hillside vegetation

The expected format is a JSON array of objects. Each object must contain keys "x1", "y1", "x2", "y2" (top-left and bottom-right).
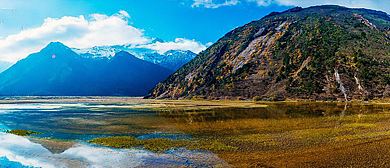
[{"x1": 148, "y1": 5, "x2": 390, "y2": 101}]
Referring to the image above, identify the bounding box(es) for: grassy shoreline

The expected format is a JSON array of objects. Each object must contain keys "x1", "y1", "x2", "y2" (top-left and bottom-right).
[{"x1": 1, "y1": 96, "x2": 390, "y2": 112}]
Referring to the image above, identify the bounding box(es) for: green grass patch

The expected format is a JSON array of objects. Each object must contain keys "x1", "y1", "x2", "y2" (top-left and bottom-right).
[
  {"x1": 6, "y1": 129, "x2": 41, "y2": 136},
  {"x1": 333, "y1": 131, "x2": 390, "y2": 142},
  {"x1": 343, "y1": 123, "x2": 377, "y2": 128},
  {"x1": 88, "y1": 136, "x2": 139, "y2": 148},
  {"x1": 88, "y1": 136, "x2": 236, "y2": 153}
]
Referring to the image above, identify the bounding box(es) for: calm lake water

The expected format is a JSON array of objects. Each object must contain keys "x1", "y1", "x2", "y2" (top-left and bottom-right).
[
  {"x1": 0, "y1": 102, "x2": 230, "y2": 168},
  {"x1": 1, "y1": 101, "x2": 390, "y2": 167}
]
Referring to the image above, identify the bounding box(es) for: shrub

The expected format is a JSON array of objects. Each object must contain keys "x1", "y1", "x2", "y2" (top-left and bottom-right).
[
  {"x1": 237, "y1": 97, "x2": 245, "y2": 101},
  {"x1": 253, "y1": 96, "x2": 261, "y2": 101}
]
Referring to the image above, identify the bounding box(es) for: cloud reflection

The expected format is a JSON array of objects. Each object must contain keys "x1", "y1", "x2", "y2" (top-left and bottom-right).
[{"x1": 0, "y1": 133, "x2": 229, "y2": 168}]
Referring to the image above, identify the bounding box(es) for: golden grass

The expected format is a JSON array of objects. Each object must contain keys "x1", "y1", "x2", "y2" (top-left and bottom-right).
[
  {"x1": 343, "y1": 123, "x2": 377, "y2": 128},
  {"x1": 163, "y1": 110, "x2": 390, "y2": 167}
]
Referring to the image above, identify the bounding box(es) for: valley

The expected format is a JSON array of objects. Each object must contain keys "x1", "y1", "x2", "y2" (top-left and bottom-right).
[{"x1": 1, "y1": 4, "x2": 390, "y2": 168}]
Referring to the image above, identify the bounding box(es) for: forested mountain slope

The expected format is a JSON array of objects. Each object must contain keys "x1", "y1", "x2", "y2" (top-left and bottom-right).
[{"x1": 148, "y1": 5, "x2": 390, "y2": 101}]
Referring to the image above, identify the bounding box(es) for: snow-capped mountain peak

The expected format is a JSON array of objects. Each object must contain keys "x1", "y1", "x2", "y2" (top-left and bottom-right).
[{"x1": 71, "y1": 44, "x2": 196, "y2": 71}]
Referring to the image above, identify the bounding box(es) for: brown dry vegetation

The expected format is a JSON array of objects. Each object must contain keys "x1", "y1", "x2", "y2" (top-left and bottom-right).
[{"x1": 158, "y1": 103, "x2": 390, "y2": 167}]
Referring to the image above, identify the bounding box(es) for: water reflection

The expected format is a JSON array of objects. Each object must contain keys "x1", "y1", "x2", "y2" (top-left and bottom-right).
[
  {"x1": 0, "y1": 103, "x2": 232, "y2": 168},
  {"x1": 0, "y1": 103, "x2": 178, "y2": 139},
  {"x1": 2, "y1": 102, "x2": 390, "y2": 167},
  {"x1": 0, "y1": 133, "x2": 229, "y2": 168},
  {"x1": 158, "y1": 102, "x2": 390, "y2": 123},
  {"x1": 4, "y1": 102, "x2": 386, "y2": 137}
]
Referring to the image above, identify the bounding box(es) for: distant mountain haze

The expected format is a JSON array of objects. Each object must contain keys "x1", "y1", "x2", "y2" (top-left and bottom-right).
[
  {"x1": 0, "y1": 61, "x2": 12, "y2": 73},
  {"x1": 0, "y1": 42, "x2": 173, "y2": 96}
]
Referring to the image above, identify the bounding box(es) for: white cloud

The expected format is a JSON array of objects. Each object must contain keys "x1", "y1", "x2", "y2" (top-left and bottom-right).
[
  {"x1": 246, "y1": 0, "x2": 273, "y2": 6},
  {"x1": 0, "y1": 11, "x2": 207, "y2": 63},
  {"x1": 192, "y1": 0, "x2": 239, "y2": 8},
  {"x1": 140, "y1": 38, "x2": 207, "y2": 54},
  {"x1": 117, "y1": 10, "x2": 131, "y2": 18},
  {"x1": 0, "y1": 11, "x2": 147, "y2": 62}
]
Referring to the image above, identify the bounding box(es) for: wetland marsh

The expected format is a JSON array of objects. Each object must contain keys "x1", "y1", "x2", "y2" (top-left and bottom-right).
[{"x1": 1, "y1": 97, "x2": 390, "y2": 167}]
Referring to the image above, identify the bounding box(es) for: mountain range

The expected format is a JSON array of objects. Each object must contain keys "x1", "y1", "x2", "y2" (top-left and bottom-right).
[
  {"x1": 0, "y1": 42, "x2": 173, "y2": 96},
  {"x1": 72, "y1": 43, "x2": 196, "y2": 71},
  {"x1": 2, "y1": 5, "x2": 390, "y2": 100},
  {"x1": 148, "y1": 5, "x2": 390, "y2": 101}
]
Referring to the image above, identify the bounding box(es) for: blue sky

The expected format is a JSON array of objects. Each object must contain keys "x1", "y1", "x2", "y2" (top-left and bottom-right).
[
  {"x1": 0, "y1": 0, "x2": 388, "y2": 62},
  {"x1": 0, "y1": 0, "x2": 291, "y2": 43}
]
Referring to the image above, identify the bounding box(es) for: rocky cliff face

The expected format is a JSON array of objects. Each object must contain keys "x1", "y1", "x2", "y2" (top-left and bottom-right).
[{"x1": 147, "y1": 5, "x2": 390, "y2": 101}]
